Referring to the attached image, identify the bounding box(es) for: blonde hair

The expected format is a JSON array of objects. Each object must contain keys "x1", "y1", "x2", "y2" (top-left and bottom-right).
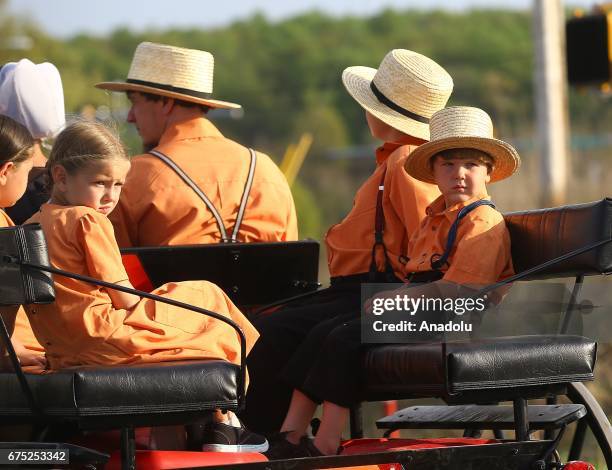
[
  {"x1": 47, "y1": 120, "x2": 128, "y2": 189},
  {"x1": 430, "y1": 148, "x2": 495, "y2": 174}
]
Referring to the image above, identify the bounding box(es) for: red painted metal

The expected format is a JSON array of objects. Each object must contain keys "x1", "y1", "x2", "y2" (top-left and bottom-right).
[
  {"x1": 122, "y1": 253, "x2": 154, "y2": 292},
  {"x1": 105, "y1": 450, "x2": 268, "y2": 469},
  {"x1": 563, "y1": 462, "x2": 596, "y2": 470}
]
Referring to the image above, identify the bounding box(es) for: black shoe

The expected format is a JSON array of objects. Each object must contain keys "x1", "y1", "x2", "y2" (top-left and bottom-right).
[
  {"x1": 264, "y1": 434, "x2": 324, "y2": 460},
  {"x1": 200, "y1": 422, "x2": 269, "y2": 453}
]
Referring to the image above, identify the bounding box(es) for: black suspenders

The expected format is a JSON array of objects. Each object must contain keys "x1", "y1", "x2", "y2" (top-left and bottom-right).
[
  {"x1": 429, "y1": 199, "x2": 497, "y2": 270},
  {"x1": 368, "y1": 165, "x2": 397, "y2": 282},
  {"x1": 406, "y1": 199, "x2": 497, "y2": 283},
  {"x1": 149, "y1": 148, "x2": 257, "y2": 243}
]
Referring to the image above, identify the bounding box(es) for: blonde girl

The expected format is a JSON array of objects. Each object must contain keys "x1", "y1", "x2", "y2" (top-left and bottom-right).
[{"x1": 23, "y1": 120, "x2": 266, "y2": 452}]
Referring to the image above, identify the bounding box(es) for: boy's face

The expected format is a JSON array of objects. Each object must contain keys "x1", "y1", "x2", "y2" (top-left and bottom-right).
[{"x1": 432, "y1": 150, "x2": 491, "y2": 207}]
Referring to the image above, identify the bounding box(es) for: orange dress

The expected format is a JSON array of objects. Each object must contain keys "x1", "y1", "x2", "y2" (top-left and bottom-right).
[
  {"x1": 325, "y1": 143, "x2": 440, "y2": 279},
  {"x1": 403, "y1": 194, "x2": 514, "y2": 285},
  {"x1": 0, "y1": 209, "x2": 44, "y2": 354},
  {"x1": 109, "y1": 117, "x2": 298, "y2": 247},
  {"x1": 25, "y1": 203, "x2": 259, "y2": 370}
]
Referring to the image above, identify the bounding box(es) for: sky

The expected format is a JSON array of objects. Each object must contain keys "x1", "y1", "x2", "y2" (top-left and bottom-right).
[{"x1": 7, "y1": 0, "x2": 597, "y2": 38}]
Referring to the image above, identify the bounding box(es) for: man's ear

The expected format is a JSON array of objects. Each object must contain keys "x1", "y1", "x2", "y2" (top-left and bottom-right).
[
  {"x1": 161, "y1": 97, "x2": 175, "y2": 115},
  {"x1": 51, "y1": 165, "x2": 68, "y2": 191},
  {"x1": 0, "y1": 162, "x2": 14, "y2": 186}
]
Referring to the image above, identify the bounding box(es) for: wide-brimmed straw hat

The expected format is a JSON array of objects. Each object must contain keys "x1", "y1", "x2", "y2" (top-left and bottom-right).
[
  {"x1": 95, "y1": 42, "x2": 240, "y2": 109},
  {"x1": 404, "y1": 106, "x2": 520, "y2": 184},
  {"x1": 342, "y1": 49, "x2": 453, "y2": 140}
]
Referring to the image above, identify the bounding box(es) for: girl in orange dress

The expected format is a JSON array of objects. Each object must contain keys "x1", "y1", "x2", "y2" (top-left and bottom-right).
[
  {"x1": 24, "y1": 120, "x2": 267, "y2": 452},
  {"x1": 0, "y1": 115, "x2": 46, "y2": 368}
]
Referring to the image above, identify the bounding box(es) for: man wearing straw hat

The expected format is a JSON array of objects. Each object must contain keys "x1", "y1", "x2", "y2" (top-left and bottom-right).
[
  {"x1": 243, "y1": 49, "x2": 453, "y2": 434},
  {"x1": 96, "y1": 42, "x2": 297, "y2": 247}
]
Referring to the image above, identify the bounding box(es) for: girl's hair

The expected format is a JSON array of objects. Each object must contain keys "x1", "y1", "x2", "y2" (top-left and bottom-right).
[
  {"x1": 430, "y1": 148, "x2": 495, "y2": 174},
  {"x1": 47, "y1": 120, "x2": 129, "y2": 188},
  {"x1": 0, "y1": 115, "x2": 35, "y2": 165}
]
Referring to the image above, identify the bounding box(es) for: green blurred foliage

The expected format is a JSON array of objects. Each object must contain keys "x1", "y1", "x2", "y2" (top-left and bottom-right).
[
  {"x1": 1, "y1": 4, "x2": 611, "y2": 235},
  {"x1": 291, "y1": 179, "x2": 323, "y2": 240},
  {"x1": 1, "y1": 3, "x2": 611, "y2": 461}
]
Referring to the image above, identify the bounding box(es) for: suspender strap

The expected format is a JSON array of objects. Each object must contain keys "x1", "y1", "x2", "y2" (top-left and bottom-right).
[
  {"x1": 149, "y1": 148, "x2": 257, "y2": 243},
  {"x1": 368, "y1": 167, "x2": 395, "y2": 282},
  {"x1": 430, "y1": 199, "x2": 497, "y2": 270},
  {"x1": 231, "y1": 148, "x2": 257, "y2": 242},
  {"x1": 150, "y1": 149, "x2": 229, "y2": 242}
]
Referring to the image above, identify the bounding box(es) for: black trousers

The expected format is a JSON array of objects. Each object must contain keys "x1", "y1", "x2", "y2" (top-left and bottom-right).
[
  {"x1": 241, "y1": 282, "x2": 362, "y2": 434},
  {"x1": 283, "y1": 313, "x2": 362, "y2": 408}
]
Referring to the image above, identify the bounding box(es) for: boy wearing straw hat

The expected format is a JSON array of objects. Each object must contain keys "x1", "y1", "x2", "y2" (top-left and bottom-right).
[
  {"x1": 95, "y1": 42, "x2": 297, "y2": 247},
  {"x1": 264, "y1": 106, "x2": 519, "y2": 459},
  {"x1": 402, "y1": 105, "x2": 518, "y2": 286},
  {"x1": 244, "y1": 49, "x2": 452, "y2": 434}
]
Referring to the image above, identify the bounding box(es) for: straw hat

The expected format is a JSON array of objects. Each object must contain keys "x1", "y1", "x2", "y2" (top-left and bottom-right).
[
  {"x1": 342, "y1": 49, "x2": 453, "y2": 140},
  {"x1": 404, "y1": 106, "x2": 520, "y2": 184},
  {"x1": 95, "y1": 42, "x2": 240, "y2": 109}
]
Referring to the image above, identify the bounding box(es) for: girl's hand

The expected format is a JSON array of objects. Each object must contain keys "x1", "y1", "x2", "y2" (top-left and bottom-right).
[{"x1": 108, "y1": 279, "x2": 141, "y2": 310}]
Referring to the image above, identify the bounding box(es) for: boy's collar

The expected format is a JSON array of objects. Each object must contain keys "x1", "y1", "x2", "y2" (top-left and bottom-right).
[
  {"x1": 426, "y1": 193, "x2": 491, "y2": 220},
  {"x1": 375, "y1": 142, "x2": 403, "y2": 165}
]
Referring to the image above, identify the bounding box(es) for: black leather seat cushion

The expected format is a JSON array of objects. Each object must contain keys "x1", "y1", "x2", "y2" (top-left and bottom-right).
[
  {"x1": 504, "y1": 198, "x2": 612, "y2": 278},
  {"x1": 0, "y1": 360, "x2": 238, "y2": 419},
  {"x1": 363, "y1": 342, "x2": 446, "y2": 398},
  {"x1": 363, "y1": 335, "x2": 596, "y2": 399}
]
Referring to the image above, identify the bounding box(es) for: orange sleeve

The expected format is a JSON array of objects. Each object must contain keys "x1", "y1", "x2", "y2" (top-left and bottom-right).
[
  {"x1": 388, "y1": 155, "x2": 439, "y2": 238},
  {"x1": 284, "y1": 189, "x2": 299, "y2": 241},
  {"x1": 77, "y1": 212, "x2": 130, "y2": 284},
  {"x1": 258, "y1": 152, "x2": 298, "y2": 241},
  {"x1": 443, "y1": 209, "x2": 513, "y2": 286}
]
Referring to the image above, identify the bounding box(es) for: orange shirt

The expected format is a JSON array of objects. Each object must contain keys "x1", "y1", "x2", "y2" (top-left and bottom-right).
[
  {"x1": 325, "y1": 143, "x2": 440, "y2": 279},
  {"x1": 403, "y1": 194, "x2": 514, "y2": 285},
  {"x1": 25, "y1": 204, "x2": 259, "y2": 370},
  {"x1": 0, "y1": 209, "x2": 44, "y2": 353},
  {"x1": 110, "y1": 117, "x2": 298, "y2": 247}
]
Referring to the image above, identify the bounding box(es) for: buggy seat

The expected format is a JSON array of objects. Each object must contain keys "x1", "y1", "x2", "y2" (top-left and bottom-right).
[
  {"x1": 361, "y1": 198, "x2": 610, "y2": 404},
  {"x1": 0, "y1": 234, "x2": 319, "y2": 468}
]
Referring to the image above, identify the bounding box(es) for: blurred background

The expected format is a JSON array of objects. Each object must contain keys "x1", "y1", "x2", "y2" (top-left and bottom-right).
[{"x1": 2, "y1": 0, "x2": 610, "y2": 465}]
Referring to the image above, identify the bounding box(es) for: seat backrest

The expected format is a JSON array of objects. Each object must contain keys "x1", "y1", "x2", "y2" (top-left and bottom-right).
[
  {"x1": 121, "y1": 240, "x2": 320, "y2": 307},
  {"x1": 504, "y1": 198, "x2": 612, "y2": 279},
  {"x1": 0, "y1": 223, "x2": 54, "y2": 306}
]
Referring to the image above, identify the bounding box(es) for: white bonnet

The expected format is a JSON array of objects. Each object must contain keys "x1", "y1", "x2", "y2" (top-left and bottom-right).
[{"x1": 0, "y1": 58, "x2": 65, "y2": 139}]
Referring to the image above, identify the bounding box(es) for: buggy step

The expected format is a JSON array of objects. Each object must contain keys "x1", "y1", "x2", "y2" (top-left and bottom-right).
[{"x1": 377, "y1": 404, "x2": 586, "y2": 432}]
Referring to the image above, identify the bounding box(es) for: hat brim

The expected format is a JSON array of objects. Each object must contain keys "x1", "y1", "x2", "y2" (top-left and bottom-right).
[
  {"x1": 342, "y1": 66, "x2": 430, "y2": 141},
  {"x1": 95, "y1": 81, "x2": 241, "y2": 110},
  {"x1": 404, "y1": 136, "x2": 521, "y2": 184}
]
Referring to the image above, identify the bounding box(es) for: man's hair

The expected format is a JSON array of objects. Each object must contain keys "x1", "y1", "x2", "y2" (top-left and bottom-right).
[
  {"x1": 430, "y1": 148, "x2": 495, "y2": 174},
  {"x1": 138, "y1": 92, "x2": 211, "y2": 114}
]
